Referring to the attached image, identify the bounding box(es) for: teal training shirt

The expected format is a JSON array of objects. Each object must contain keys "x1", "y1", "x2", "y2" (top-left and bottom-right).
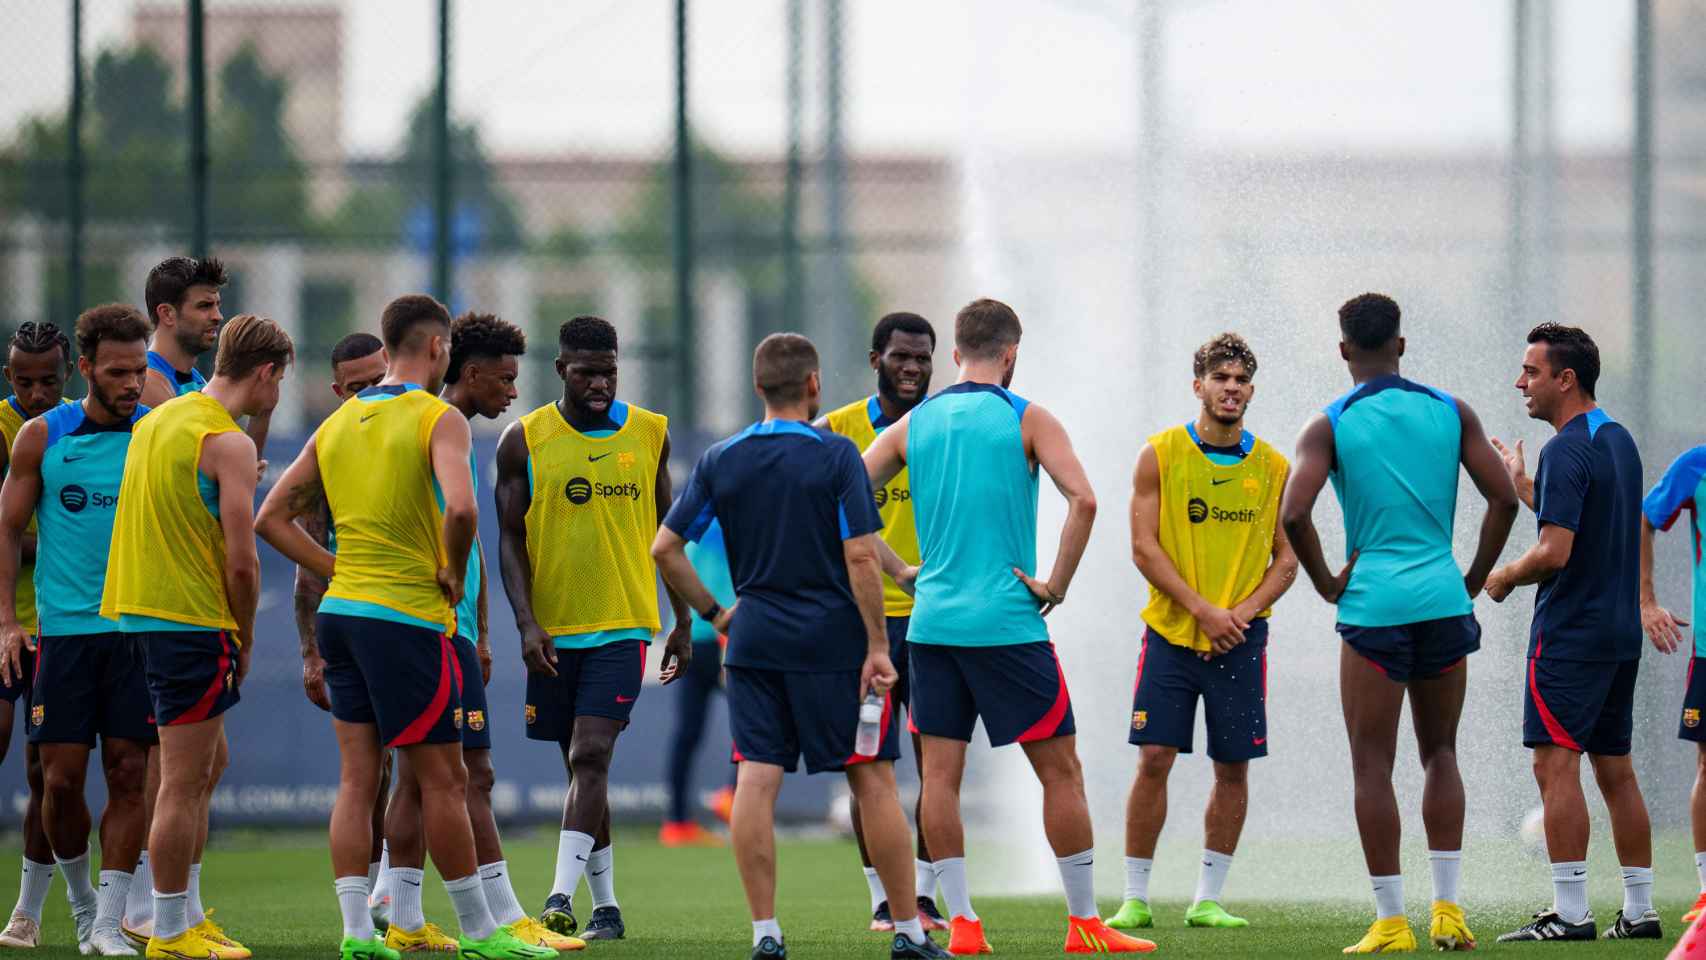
[
  {"x1": 455, "y1": 448, "x2": 480, "y2": 645},
  {"x1": 35, "y1": 400, "x2": 149, "y2": 635},
  {"x1": 1642, "y1": 445, "x2": 1706, "y2": 657},
  {"x1": 1326, "y1": 374, "x2": 1472, "y2": 627},
  {"x1": 906, "y1": 382, "x2": 1047, "y2": 648}
]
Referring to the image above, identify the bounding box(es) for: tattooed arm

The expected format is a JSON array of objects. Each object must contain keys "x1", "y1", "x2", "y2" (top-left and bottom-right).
[
  {"x1": 256, "y1": 435, "x2": 335, "y2": 581},
  {"x1": 293, "y1": 497, "x2": 333, "y2": 710}
]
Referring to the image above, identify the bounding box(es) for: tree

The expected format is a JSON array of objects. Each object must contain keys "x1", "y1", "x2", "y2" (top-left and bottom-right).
[{"x1": 211, "y1": 43, "x2": 310, "y2": 240}]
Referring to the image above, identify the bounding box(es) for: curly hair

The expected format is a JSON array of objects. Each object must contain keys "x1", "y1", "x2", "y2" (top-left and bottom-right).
[
  {"x1": 73, "y1": 305, "x2": 149, "y2": 360},
  {"x1": 872, "y1": 312, "x2": 935, "y2": 353},
  {"x1": 1338, "y1": 293, "x2": 1401, "y2": 350},
  {"x1": 1527, "y1": 322, "x2": 1601, "y2": 399},
  {"x1": 1192, "y1": 332, "x2": 1258, "y2": 378},
  {"x1": 558, "y1": 315, "x2": 617, "y2": 354},
  {"x1": 9, "y1": 321, "x2": 71, "y2": 370},
  {"x1": 447, "y1": 312, "x2": 527, "y2": 384}
]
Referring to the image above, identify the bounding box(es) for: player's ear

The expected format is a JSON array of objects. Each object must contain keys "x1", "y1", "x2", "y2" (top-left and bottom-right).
[
  {"x1": 869, "y1": 350, "x2": 880, "y2": 372},
  {"x1": 952, "y1": 348, "x2": 962, "y2": 367},
  {"x1": 1339, "y1": 341, "x2": 1350, "y2": 362},
  {"x1": 1395, "y1": 336, "x2": 1406, "y2": 359}
]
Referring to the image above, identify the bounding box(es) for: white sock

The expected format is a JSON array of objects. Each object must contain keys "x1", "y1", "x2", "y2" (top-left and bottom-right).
[
  {"x1": 1550, "y1": 861, "x2": 1589, "y2": 924},
  {"x1": 894, "y1": 916, "x2": 925, "y2": 945},
  {"x1": 935, "y1": 857, "x2": 977, "y2": 921},
  {"x1": 56, "y1": 851, "x2": 95, "y2": 911},
  {"x1": 126, "y1": 852, "x2": 152, "y2": 926},
  {"x1": 586, "y1": 846, "x2": 617, "y2": 909},
  {"x1": 1696, "y1": 851, "x2": 1706, "y2": 893},
  {"x1": 551, "y1": 830, "x2": 595, "y2": 899},
  {"x1": 1123, "y1": 856, "x2": 1153, "y2": 904},
  {"x1": 389, "y1": 867, "x2": 425, "y2": 931},
  {"x1": 444, "y1": 873, "x2": 496, "y2": 941},
  {"x1": 752, "y1": 918, "x2": 782, "y2": 947},
  {"x1": 1194, "y1": 849, "x2": 1233, "y2": 906},
  {"x1": 13, "y1": 858, "x2": 54, "y2": 923},
  {"x1": 1622, "y1": 866, "x2": 1654, "y2": 918},
  {"x1": 479, "y1": 861, "x2": 526, "y2": 926},
  {"x1": 372, "y1": 843, "x2": 391, "y2": 899},
  {"x1": 367, "y1": 861, "x2": 381, "y2": 894},
  {"x1": 915, "y1": 859, "x2": 937, "y2": 902},
  {"x1": 1371, "y1": 874, "x2": 1404, "y2": 920},
  {"x1": 1429, "y1": 849, "x2": 1462, "y2": 905},
  {"x1": 863, "y1": 866, "x2": 887, "y2": 912},
  {"x1": 1056, "y1": 848, "x2": 1097, "y2": 919},
  {"x1": 94, "y1": 871, "x2": 132, "y2": 933},
  {"x1": 335, "y1": 876, "x2": 374, "y2": 940},
  {"x1": 153, "y1": 890, "x2": 189, "y2": 941},
  {"x1": 185, "y1": 863, "x2": 204, "y2": 926}
]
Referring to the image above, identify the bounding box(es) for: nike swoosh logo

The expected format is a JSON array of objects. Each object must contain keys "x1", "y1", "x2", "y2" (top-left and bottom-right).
[
  {"x1": 1252, "y1": 736, "x2": 1266, "y2": 745},
  {"x1": 360, "y1": 412, "x2": 380, "y2": 422},
  {"x1": 1201, "y1": 861, "x2": 1213, "y2": 867},
  {"x1": 575, "y1": 855, "x2": 588, "y2": 862},
  {"x1": 63, "y1": 454, "x2": 86, "y2": 462},
  {"x1": 401, "y1": 879, "x2": 422, "y2": 887},
  {"x1": 615, "y1": 695, "x2": 635, "y2": 703},
  {"x1": 588, "y1": 453, "x2": 612, "y2": 462},
  {"x1": 1211, "y1": 477, "x2": 1233, "y2": 485},
  {"x1": 1573, "y1": 870, "x2": 1586, "y2": 876},
  {"x1": 590, "y1": 869, "x2": 608, "y2": 877}
]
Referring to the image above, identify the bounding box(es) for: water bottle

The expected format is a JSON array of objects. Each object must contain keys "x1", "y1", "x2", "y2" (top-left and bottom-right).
[{"x1": 853, "y1": 692, "x2": 884, "y2": 756}]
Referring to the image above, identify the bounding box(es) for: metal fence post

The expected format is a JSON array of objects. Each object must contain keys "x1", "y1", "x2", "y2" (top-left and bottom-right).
[
  {"x1": 782, "y1": 0, "x2": 803, "y2": 335},
  {"x1": 69, "y1": 0, "x2": 84, "y2": 315},
  {"x1": 674, "y1": 0, "x2": 696, "y2": 430},
  {"x1": 188, "y1": 0, "x2": 207, "y2": 257},
  {"x1": 434, "y1": 0, "x2": 453, "y2": 304},
  {"x1": 1632, "y1": 0, "x2": 1654, "y2": 443}
]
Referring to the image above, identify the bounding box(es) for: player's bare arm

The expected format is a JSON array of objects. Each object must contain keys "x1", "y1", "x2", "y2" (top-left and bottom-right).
[
  {"x1": 862, "y1": 413, "x2": 910, "y2": 490},
  {"x1": 1456, "y1": 399, "x2": 1520, "y2": 599},
  {"x1": 1483, "y1": 524, "x2": 1575, "y2": 603},
  {"x1": 495, "y1": 421, "x2": 557, "y2": 677},
  {"x1": 138, "y1": 369, "x2": 177, "y2": 409},
  {"x1": 475, "y1": 549, "x2": 492, "y2": 683},
  {"x1": 256, "y1": 436, "x2": 335, "y2": 580},
  {"x1": 1230, "y1": 472, "x2": 1299, "y2": 633},
  {"x1": 1020, "y1": 402, "x2": 1096, "y2": 615},
  {"x1": 0, "y1": 419, "x2": 46, "y2": 684},
  {"x1": 653, "y1": 431, "x2": 693, "y2": 684},
  {"x1": 843, "y1": 531, "x2": 897, "y2": 698},
  {"x1": 292, "y1": 498, "x2": 333, "y2": 711},
  {"x1": 1129, "y1": 441, "x2": 1245, "y2": 653},
  {"x1": 205, "y1": 430, "x2": 262, "y2": 682},
  {"x1": 1281, "y1": 413, "x2": 1357, "y2": 603},
  {"x1": 651, "y1": 526, "x2": 734, "y2": 639},
  {"x1": 1489, "y1": 435, "x2": 1536, "y2": 511},
  {"x1": 428, "y1": 408, "x2": 476, "y2": 611},
  {"x1": 1640, "y1": 515, "x2": 1687, "y2": 654}
]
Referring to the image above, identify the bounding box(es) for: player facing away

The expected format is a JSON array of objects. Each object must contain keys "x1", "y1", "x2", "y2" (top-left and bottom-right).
[
  {"x1": 494, "y1": 316, "x2": 692, "y2": 942},
  {"x1": 100, "y1": 315, "x2": 292, "y2": 960},
  {"x1": 1639, "y1": 442, "x2": 1706, "y2": 924},
  {"x1": 1280, "y1": 294, "x2": 1517, "y2": 954},
  {"x1": 864, "y1": 298, "x2": 1155, "y2": 956},
  {"x1": 255, "y1": 295, "x2": 555, "y2": 960},
  {"x1": 372, "y1": 313, "x2": 582, "y2": 953},
  {"x1": 659, "y1": 516, "x2": 736, "y2": 848},
  {"x1": 1483, "y1": 324, "x2": 1657, "y2": 942},
  {"x1": 1111, "y1": 333, "x2": 1297, "y2": 933},
  {"x1": 0, "y1": 321, "x2": 72, "y2": 949},
  {"x1": 818, "y1": 311, "x2": 946, "y2": 933},
  {"x1": 652, "y1": 332, "x2": 950, "y2": 960}
]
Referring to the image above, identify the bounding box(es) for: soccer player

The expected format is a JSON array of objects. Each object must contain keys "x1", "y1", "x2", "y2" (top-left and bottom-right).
[
  {"x1": 1639, "y1": 442, "x2": 1706, "y2": 924},
  {"x1": 659, "y1": 517, "x2": 735, "y2": 848},
  {"x1": 0, "y1": 321, "x2": 74, "y2": 949},
  {"x1": 818, "y1": 312, "x2": 945, "y2": 933},
  {"x1": 0, "y1": 305, "x2": 154, "y2": 955},
  {"x1": 1111, "y1": 333, "x2": 1296, "y2": 933},
  {"x1": 652, "y1": 332, "x2": 950, "y2": 960},
  {"x1": 100, "y1": 314, "x2": 291, "y2": 960},
  {"x1": 255, "y1": 295, "x2": 554, "y2": 960},
  {"x1": 1280, "y1": 293, "x2": 1516, "y2": 953},
  {"x1": 374, "y1": 312, "x2": 581, "y2": 953},
  {"x1": 1483, "y1": 323, "x2": 1657, "y2": 942},
  {"x1": 863, "y1": 298, "x2": 1154, "y2": 956}
]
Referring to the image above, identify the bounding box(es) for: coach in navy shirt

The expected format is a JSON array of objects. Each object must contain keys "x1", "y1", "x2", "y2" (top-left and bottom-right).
[
  {"x1": 1485, "y1": 323, "x2": 1655, "y2": 942},
  {"x1": 651, "y1": 333, "x2": 949, "y2": 959}
]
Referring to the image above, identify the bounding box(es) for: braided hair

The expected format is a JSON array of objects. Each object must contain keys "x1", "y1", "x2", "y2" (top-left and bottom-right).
[{"x1": 9, "y1": 321, "x2": 71, "y2": 371}]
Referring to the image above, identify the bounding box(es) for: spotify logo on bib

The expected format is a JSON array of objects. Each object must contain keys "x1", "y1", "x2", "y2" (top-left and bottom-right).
[
  {"x1": 1187, "y1": 497, "x2": 1209, "y2": 524},
  {"x1": 565, "y1": 477, "x2": 593, "y2": 505},
  {"x1": 60, "y1": 485, "x2": 89, "y2": 512}
]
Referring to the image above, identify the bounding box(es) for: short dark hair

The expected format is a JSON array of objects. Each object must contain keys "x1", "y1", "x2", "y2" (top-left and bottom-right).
[
  {"x1": 329, "y1": 332, "x2": 383, "y2": 371},
  {"x1": 753, "y1": 333, "x2": 819, "y2": 404},
  {"x1": 1338, "y1": 293, "x2": 1401, "y2": 350},
  {"x1": 214, "y1": 314, "x2": 294, "y2": 380},
  {"x1": 1193, "y1": 332, "x2": 1258, "y2": 378},
  {"x1": 1527, "y1": 322, "x2": 1601, "y2": 399},
  {"x1": 144, "y1": 256, "x2": 228, "y2": 325},
  {"x1": 559, "y1": 315, "x2": 618, "y2": 354},
  {"x1": 379, "y1": 294, "x2": 451, "y2": 352},
  {"x1": 447, "y1": 312, "x2": 527, "y2": 384},
  {"x1": 10, "y1": 321, "x2": 71, "y2": 370},
  {"x1": 872, "y1": 312, "x2": 936, "y2": 354},
  {"x1": 954, "y1": 298, "x2": 1022, "y2": 360},
  {"x1": 74, "y1": 305, "x2": 150, "y2": 361}
]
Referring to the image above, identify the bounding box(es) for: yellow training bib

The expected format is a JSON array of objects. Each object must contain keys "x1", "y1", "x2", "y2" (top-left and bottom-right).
[{"x1": 824, "y1": 395, "x2": 918, "y2": 617}]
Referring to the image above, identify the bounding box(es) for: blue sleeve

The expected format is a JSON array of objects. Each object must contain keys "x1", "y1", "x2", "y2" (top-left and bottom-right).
[
  {"x1": 1536, "y1": 436, "x2": 1592, "y2": 533},
  {"x1": 1644, "y1": 446, "x2": 1706, "y2": 531},
  {"x1": 662, "y1": 451, "x2": 717, "y2": 542},
  {"x1": 833, "y1": 439, "x2": 883, "y2": 540}
]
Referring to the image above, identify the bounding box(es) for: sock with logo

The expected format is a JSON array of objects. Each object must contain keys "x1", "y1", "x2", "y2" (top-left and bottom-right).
[
  {"x1": 152, "y1": 890, "x2": 189, "y2": 941},
  {"x1": 1696, "y1": 851, "x2": 1706, "y2": 893},
  {"x1": 934, "y1": 858, "x2": 977, "y2": 922},
  {"x1": 752, "y1": 918, "x2": 782, "y2": 947},
  {"x1": 1056, "y1": 849, "x2": 1097, "y2": 919},
  {"x1": 915, "y1": 859, "x2": 937, "y2": 902},
  {"x1": 388, "y1": 867, "x2": 425, "y2": 932},
  {"x1": 478, "y1": 861, "x2": 526, "y2": 926},
  {"x1": 13, "y1": 858, "x2": 54, "y2": 923},
  {"x1": 371, "y1": 843, "x2": 390, "y2": 900},
  {"x1": 863, "y1": 866, "x2": 887, "y2": 912},
  {"x1": 1371, "y1": 874, "x2": 1404, "y2": 920},
  {"x1": 1122, "y1": 856, "x2": 1153, "y2": 904},
  {"x1": 1429, "y1": 849, "x2": 1462, "y2": 904},
  {"x1": 1194, "y1": 849, "x2": 1233, "y2": 907},
  {"x1": 894, "y1": 916, "x2": 926, "y2": 945},
  {"x1": 366, "y1": 860, "x2": 381, "y2": 894},
  {"x1": 55, "y1": 851, "x2": 95, "y2": 913},
  {"x1": 444, "y1": 873, "x2": 496, "y2": 941},
  {"x1": 335, "y1": 876, "x2": 373, "y2": 941},
  {"x1": 1550, "y1": 861, "x2": 1589, "y2": 925},
  {"x1": 551, "y1": 831, "x2": 595, "y2": 900},
  {"x1": 586, "y1": 845, "x2": 617, "y2": 909},
  {"x1": 1622, "y1": 865, "x2": 1654, "y2": 918},
  {"x1": 185, "y1": 863, "x2": 205, "y2": 926},
  {"x1": 94, "y1": 871, "x2": 132, "y2": 934},
  {"x1": 126, "y1": 852, "x2": 152, "y2": 927}
]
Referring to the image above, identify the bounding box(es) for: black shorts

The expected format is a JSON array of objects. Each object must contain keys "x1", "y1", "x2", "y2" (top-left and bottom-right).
[
  {"x1": 1681, "y1": 657, "x2": 1706, "y2": 743},
  {"x1": 1338, "y1": 614, "x2": 1481, "y2": 684},
  {"x1": 887, "y1": 616, "x2": 911, "y2": 711},
  {"x1": 1129, "y1": 622, "x2": 1267, "y2": 763},
  {"x1": 0, "y1": 644, "x2": 33, "y2": 704},
  {"x1": 453, "y1": 639, "x2": 491, "y2": 751},
  {"x1": 137, "y1": 630, "x2": 240, "y2": 727},
  {"x1": 1524, "y1": 656, "x2": 1637, "y2": 756},
  {"x1": 317, "y1": 613, "x2": 463, "y2": 748},
  {"x1": 725, "y1": 666, "x2": 900, "y2": 774},
  {"x1": 908, "y1": 641, "x2": 1075, "y2": 747},
  {"x1": 525, "y1": 640, "x2": 647, "y2": 742},
  {"x1": 28, "y1": 633, "x2": 157, "y2": 746}
]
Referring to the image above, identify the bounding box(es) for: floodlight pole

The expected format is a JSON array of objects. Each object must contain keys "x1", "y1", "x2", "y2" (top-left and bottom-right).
[
  {"x1": 188, "y1": 0, "x2": 208, "y2": 257},
  {"x1": 434, "y1": 0, "x2": 453, "y2": 304},
  {"x1": 674, "y1": 0, "x2": 697, "y2": 430},
  {"x1": 1632, "y1": 0, "x2": 1654, "y2": 442},
  {"x1": 69, "y1": 0, "x2": 84, "y2": 315}
]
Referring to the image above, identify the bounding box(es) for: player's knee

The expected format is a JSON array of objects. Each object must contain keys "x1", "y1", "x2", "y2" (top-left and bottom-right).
[
  {"x1": 1137, "y1": 747, "x2": 1177, "y2": 780},
  {"x1": 465, "y1": 756, "x2": 495, "y2": 797},
  {"x1": 1418, "y1": 743, "x2": 1458, "y2": 772},
  {"x1": 41, "y1": 762, "x2": 83, "y2": 802},
  {"x1": 105, "y1": 752, "x2": 149, "y2": 804},
  {"x1": 1211, "y1": 761, "x2": 1247, "y2": 787},
  {"x1": 567, "y1": 740, "x2": 614, "y2": 779}
]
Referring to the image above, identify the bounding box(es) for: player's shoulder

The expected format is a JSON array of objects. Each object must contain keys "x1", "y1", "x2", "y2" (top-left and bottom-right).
[
  {"x1": 1660, "y1": 444, "x2": 1706, "y2": 482},
  {"x1": 1248, "y1": 431, "x2": 1290, "y2": 470},
  {"x1": 822, "y1": 396, "x2": 869, "y2": 434}
]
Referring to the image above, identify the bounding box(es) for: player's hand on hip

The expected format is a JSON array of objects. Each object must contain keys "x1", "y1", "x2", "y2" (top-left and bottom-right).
[
  {"x1": 659, "y1": 623, "x2": 693, "y2": 685},
  {"x1": 711, "y1": 602, "x2": 737, "y2": 635},
  {"x1": 235, "y1": 643, "x2": 253, "y2": 687},
  {"x1": 301, "y1": 653, "x2": 332, "y2": 711},
  {"x1": 1013, "y1": 567, "x2": 1064, "y2": 616},
  {"x1": 861, "y1": 650, "x2": 898, "y2": 698},
  {"x1": 1463, "y1": 571, "x2": 1486, "y2": 600},
  {"x1": 1316, "y1": 550, "x2": 1359, "y2": 603},
  {"x1": 895, "y1": 564, "x2": 921, "y2": 597},
  {"x1": 521, "y1": 624, "x2": 558, "y2": 676},
  {"x1": 255, "y1": 459, "x2": 268, "y2": 483},
  {"x1": 477, "y1": 639, "x2": 493, "y2": 685},
  {"x1": 1484, "y1": 566, "x2": 1514, "y2": 603},
  {"x1": 0, "y1": 625, "x2": 25, "y2": 687},
  {"x1": 1642, "y1": 601, "x2": 1688, "y2": 655},
  {"x1": 436, "y1": 566, "x2": 465, "y2": 607}
]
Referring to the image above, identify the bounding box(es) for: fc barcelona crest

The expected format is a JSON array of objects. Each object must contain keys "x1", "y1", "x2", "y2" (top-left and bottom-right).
[
  {"x1": 453, "y1": 708, "x2": 464, "y2": 729},
  {"x1": 525, "y1": 704, "x2": 538, "y2": 725},
  {"x1": 1131, "y1": 710, "x2": 1147, "y2": 731},
  {"x1": 29, "y1": 705, "x2": 42, "y2": 727},
  {"x1": 1686, "y1": 708, "x2": 1700, "y2": 729},
  {"x1": 467, "y1": 710, "x2": 486, "y2": 732}
]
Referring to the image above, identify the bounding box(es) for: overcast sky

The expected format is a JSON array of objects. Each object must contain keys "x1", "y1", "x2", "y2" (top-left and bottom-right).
[{"x1": 0, "y1": 0, "x2": 1635, "y2": 157}]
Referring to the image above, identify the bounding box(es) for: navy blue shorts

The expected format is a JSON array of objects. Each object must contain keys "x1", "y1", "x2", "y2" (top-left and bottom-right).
[
  {"x1": 1681, "y1": 657, "x2": 1706, "y2": 743},
  {"x1": 28, "y1": 633, "x2": 156, "y2": 746},
  {"x1": 1338, "y1": 614, "x2": 1481, "y2": 683},
  {"x1": 525, "y1": 640, "x2": 647, "y2": 742},
  {"x1": 317, "y1": 613, "x2": 463, "y2": 748},
  {"x1": 1525, "y1": 656, "x2": 1637, "y2": 755},
  {"x1": 453, "y1": 639, "x2": 491, "y2": 751},
  {"x1": 908, "y1": 641, "x2": 1075, "y2": 747},
  {"x1": 137, "y1": 630, "x2": 240, "y2": 727},
  {"x1": 1129, "y1": 622, "x2": 1267, "y2": 762},
  {"x1": 887, "y1": 616, "x2": 911, "y2": 713},
  {"x1": 0, "y1": 644, "x2": 33, "y2": 704},
  {"x1": 725, "y1": 666, "x2": 900, "y2": 774}
]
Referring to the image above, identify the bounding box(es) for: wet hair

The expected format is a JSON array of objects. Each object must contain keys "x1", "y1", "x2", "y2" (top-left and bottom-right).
[
  {"x1": 1338, "y1": 293, "x2": 1401, "y2": 350},
  {"x1": 559, "y1": 316, "x2": 618, "y2": 354},
  {"x1": 74, "y1": 305, "x2": 150, "y2": 360},
  {"x1": 144, "y1": 256, "x2": 228, "y2": 325},
  {"x1": 1193, "y1": 332, "x2": 1258, "y2": 378},
  {"x1": 329, "y1": 332, "x2": 383, "y2": 371},
  {"x1": 753, "y1": 333, "x2": 818, "y2": 404},
  {"x1": 9, "y1": 321, "x2": 71, "y2": 371},
  {"x1": 872, "y1": 312, "x2": 936, "y2": 354},
  {"x1": 447, "y1": 312, "x2": 527, "y2": 384},
  {"x1": 214, "y1": 314, "x2": 294, "y2": 380},
  {"x1": 379, "y1": 294, "x2": 451, "y2": 352},
  {"x1": 1527, "y1": 322, "x2": 1601, "y2": 399},
  {"x1": 954, "y1": 298, "x2": 1021, "y2": 361}
]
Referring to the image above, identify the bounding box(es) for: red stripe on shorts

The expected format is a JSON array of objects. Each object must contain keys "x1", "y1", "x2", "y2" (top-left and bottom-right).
[
  {"x1": 1527, "y1": 633, "x2": 1582, "y2": 752},
  {"x1": 171, "y1": 631, "x2": 231, "y2": 726},
  {"x1": 389, "y1": 633, "x2": 455, "y2": 747},
  {"x1": 1016, "y1": 645, "x2": 1072, "y2": 743}
]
